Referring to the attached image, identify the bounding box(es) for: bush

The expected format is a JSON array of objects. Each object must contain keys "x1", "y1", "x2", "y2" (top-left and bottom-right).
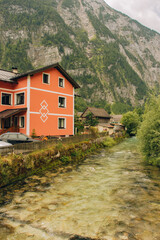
[
  {"x1": 121, "y1": 111, "x2": 140, "y2": 136},
  {"x1": 137, "y1": 96, "x2": 160, "y2": 166},
  {"x1": 103, "y1": 136, "x2": 116, "y2": 147},
  {"x1": 89, "y1": 126, "x2": 99, "y2": 137}
]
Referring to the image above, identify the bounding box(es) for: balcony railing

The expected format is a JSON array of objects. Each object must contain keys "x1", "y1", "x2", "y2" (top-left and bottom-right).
[{"x1": 0, "y1": 127, "x2": 19, "y2": 134}]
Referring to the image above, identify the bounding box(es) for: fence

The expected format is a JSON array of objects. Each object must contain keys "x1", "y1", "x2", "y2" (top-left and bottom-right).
[{"x1": 0, "y1": 132, "x2": 107, "y2": 155}]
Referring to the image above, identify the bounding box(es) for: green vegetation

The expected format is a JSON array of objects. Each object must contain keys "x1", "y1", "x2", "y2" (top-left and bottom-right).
[
  {"x1": 62, "y1": 0, "x2": 80, "y2": 9},
  {"x1": 87, "y1": 11, "x2": 114, "y2": 38},
  {"x1": 137, "y1": 96, "x2": 160, "y2": 166},
  {"x1": 75, "y1": 97, "x2": 88, "y2": 112},
  {"x1": 112, "y1": 102, "x2": 133, "y2": 114},
  {"x1": 0, "y1": 135, "x2": 121, "y2": 188},
  {"x1": 74, "y1": 115, "x2": 84, "y2": 133},
  {"x1": 90, "y1": 37, "x2": 148, "y2": 100},
  {"x1": 121, "y1": 111, "x2": 140, "y2": 136},
  {"x1": 130, "y1": 19, "x2": 157, "y2": 40},
  {"x1": 75, "y1": 28, "x2": 89, "y2": 47},
  {"x1": 0, "y1": 42, "x2": 3, "y2": 62},
  {"x1": 0, "y1": 0, "x2": 158, "y2": 109},
  {"x1": 103, "y1": 136, "x2": 116, "y2": 148},
  {"x1": 61, "y1": 48, "x2": 90, "y2": 69},
  {"x1": 2, "y1": 39, "x2": 33, "y2": 72},
  {"x1": 41, "y1": 31, "x2": 75, "y2": 54},
  {"x1": 84, "y1": 112, "x2": 98, "y2": 127}
]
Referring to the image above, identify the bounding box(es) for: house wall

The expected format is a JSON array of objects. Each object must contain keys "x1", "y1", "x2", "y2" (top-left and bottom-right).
[
  {"x1": 0, "y1": 80, "x2": 28, "y2": 134},
  {"x1": 29, "y1": 68, "x2": 74, "y2": 136},
  {"x1": 0, "y1": 67, "x2": 75, "y2": 137},
  {"x1": 98, "y1": 118, "x2": 110, "y2": 123},
  {"x1": 17, "y1": 111, "x2": 27, "y2": 135},
  {"x1": 0, "y1": 81, "x2": 15, "y2": 111},
  {"x1": 0, "y1": 79, "x2": 28, "y2": 110}
]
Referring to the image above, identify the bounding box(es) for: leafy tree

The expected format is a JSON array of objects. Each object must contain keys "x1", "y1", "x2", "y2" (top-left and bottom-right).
[
  {"x1": 85, "y1": 112, "x2": 98, "y2": 127},
  {"x1": 137, "y1": 96, "x2": 160, "y2": 166},
  {"x1": 121, "y1": 111, "x2": 140, "y2": 136},
  {"x1": 75, "y1": 97, "x2": 87, "y2": 112},
  {"x1": 112, "y1": 102, "x2": 133, "y2": 114},
  {"x1": 1, "y1": 39, "x2": 33, "y2": 72},
  {"x1": 74, "y1": 115, "x2": 84, "y2": 134},
  {"x1": 133, "y1": 106, "x2": 144, "y2": 122}
]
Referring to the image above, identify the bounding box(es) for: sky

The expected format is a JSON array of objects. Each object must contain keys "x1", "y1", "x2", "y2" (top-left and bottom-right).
[{"x1": 105, "y1": 0, "x2": 160, "y2": 33}]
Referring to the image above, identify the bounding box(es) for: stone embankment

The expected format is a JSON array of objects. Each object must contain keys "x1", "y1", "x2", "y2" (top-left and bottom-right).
[{"x1": 0, "y1": 135, "x2": 122, "y2": 188}]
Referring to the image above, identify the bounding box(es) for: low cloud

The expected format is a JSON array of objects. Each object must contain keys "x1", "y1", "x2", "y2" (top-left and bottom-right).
[{"x1": 105, "y1": 0, "x2": 160, "y2": 33}]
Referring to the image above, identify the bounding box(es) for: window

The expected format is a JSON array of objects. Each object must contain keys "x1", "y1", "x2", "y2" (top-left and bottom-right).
[
  {"x1": 43, "y1": 73, "x2": 50, "y2": 84},
  {"x1": 59, "y1": 77, "x2": 64, "y2": 87},
  {"x1": 58, "y1": 118, "x2": 66, "y2": 129},
  {"x1": 15, "y1": 92, "x2": 24, "y2": 105},
  {"x1": 19, "y1": 116, "x2": 25, "y2": 128},
  {"x1": 58, "y1": 97, "x2": 66, "y2": 108},
  {"x1": 1, "y1": 93, "x2": 12, "y2": 105}
]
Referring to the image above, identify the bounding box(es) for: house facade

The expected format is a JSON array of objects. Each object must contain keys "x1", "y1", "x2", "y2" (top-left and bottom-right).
[
  {"x1": 0, "y1": 63, "x2": 80, "y2": 137},
  {"x1": 81, "y1": 107, "x2": 111, "y2": 132},
  {"x1": 81, "y1": 107, "x2": 111, "y2": 123}
]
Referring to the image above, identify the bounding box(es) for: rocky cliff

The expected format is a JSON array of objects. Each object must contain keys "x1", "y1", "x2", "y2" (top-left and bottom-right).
[{"x1": 0, "y1": 0, "x2": 160, "y2": 112}]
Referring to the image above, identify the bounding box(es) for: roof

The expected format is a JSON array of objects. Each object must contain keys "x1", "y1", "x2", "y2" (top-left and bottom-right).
[
  {"x1": 81, "y1": 107, "x2": 111, "y2": 118},
  {"x1": 111, "y1": 115, "x2": 123, "y2": 123},
  {"x1": 11, "y1": 63, "x2": 80, "y2": 89},
  {"x1": 107, "y1": 124, "x2": 114, "y2": 128},
  {"x1": 0, "y1": 69, "x2": 16, "y2": 83},
  {"x1": 0, "y1": 108, "x2": 27, "y2": 119},
  {"x1": 76, "y1": 112, "x2": 83, "y2": 117}
]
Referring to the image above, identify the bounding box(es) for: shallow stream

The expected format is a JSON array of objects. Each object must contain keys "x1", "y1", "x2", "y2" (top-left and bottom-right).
[{"x1": 0, "y1": 138, "x2": 160, "y2": 240}]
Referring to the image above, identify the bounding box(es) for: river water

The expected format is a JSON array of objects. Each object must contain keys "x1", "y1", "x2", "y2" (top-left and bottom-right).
[{"x1": 0, "y1": 138, "x2": 160, "y2": 240}]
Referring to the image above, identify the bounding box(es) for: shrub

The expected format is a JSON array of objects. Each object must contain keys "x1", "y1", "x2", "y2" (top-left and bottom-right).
[
  {"x1": 121, "y1": 111, "x2": 140, "y2": 136},
  {"x1": 89, "y1": 126, "x2": 99, "y2": 137},
  {"x1": 103, "y1": 136, "x2": 116, "y2": 147},
  {"x1": 137, "y1": 96, "x2": 160, "y2": 166}
]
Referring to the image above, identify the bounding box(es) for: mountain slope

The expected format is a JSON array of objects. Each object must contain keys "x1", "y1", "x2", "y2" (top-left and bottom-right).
[{"x1": 0, "y1": 0, "x2": 160, "y2": 112}]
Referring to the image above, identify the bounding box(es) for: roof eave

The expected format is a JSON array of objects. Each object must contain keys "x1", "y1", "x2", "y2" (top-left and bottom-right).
[
  {"x1": 0, "y1": 79, "x2": 16, "y2": 83},
  {"x1": 11, "y1": 63, "x2": 80, "y2": 89}
]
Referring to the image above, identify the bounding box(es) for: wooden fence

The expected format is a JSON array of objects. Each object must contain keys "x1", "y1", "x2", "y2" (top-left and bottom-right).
[{"x1": 0, "y1": 132, "x2": 107, "y2": 155}]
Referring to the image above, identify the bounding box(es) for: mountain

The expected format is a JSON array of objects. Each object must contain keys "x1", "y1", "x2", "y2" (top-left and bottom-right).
[{"x1": 0, "y1": 0, "x2": 160, "y2": 113}]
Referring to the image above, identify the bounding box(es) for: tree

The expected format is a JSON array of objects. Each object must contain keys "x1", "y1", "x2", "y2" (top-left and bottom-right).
[
  {"x1": 121, "y1": 111, "x2": 140, "y2": 136},
  {"x1": 74, "y1": 115, "x2": 84, "y2": 134},
  {"x1": 111, "y1": 102, "x2": 133, "y2": 114},
  {"x1": 137, "y1": 96, "x2": 160, "y2": 166},
  {"x1": 85, "y1": 112, "x2": 98, "y2": 127}
]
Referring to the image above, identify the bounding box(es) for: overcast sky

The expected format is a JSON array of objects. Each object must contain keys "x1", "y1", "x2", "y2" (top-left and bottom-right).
[{"x1": 105, "y1": 0, "x2": 160, "y2": 33}]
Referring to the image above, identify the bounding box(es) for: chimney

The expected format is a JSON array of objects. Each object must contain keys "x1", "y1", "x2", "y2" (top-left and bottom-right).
[{"x1": 12, "y1": 67, "x2": 18, "y2": 74}]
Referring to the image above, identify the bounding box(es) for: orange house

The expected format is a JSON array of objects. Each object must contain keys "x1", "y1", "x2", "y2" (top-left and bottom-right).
[{"x1": 0, "y1": 63, "x2": 80, "y2": 137}]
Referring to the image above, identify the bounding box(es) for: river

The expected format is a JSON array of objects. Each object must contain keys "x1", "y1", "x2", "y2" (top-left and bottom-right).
[{"x1": 0, "y1": 138, "x2": 160, "y2": 240}]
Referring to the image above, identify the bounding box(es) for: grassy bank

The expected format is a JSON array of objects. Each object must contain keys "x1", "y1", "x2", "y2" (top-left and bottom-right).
[{"x1": 0, "y1": 136, "x2": 122, "y2": 188}]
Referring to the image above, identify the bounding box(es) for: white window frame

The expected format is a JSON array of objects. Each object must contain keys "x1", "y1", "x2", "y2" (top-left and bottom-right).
[
  {"x1": 58, "y1": 96, "x2": 66, "y2": 108},
  {"x1": 58, "y1": 77, "x2": 65, "y2": 88},
  {"x1": 15, "y1": 91, "x2": 25, "y2": 106},
  {"x1": 58, "y1": 118, "x2": 66, "y2": 129},
  {"x1": 19, "y1": 115, "x2": 25, "y2": 129},
  {"x1": 42, "y1": 72, "x2": 50, "y2": 85},
  {"x1": 1, "y1": 92, "x2": 13, "y2": 106}
]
